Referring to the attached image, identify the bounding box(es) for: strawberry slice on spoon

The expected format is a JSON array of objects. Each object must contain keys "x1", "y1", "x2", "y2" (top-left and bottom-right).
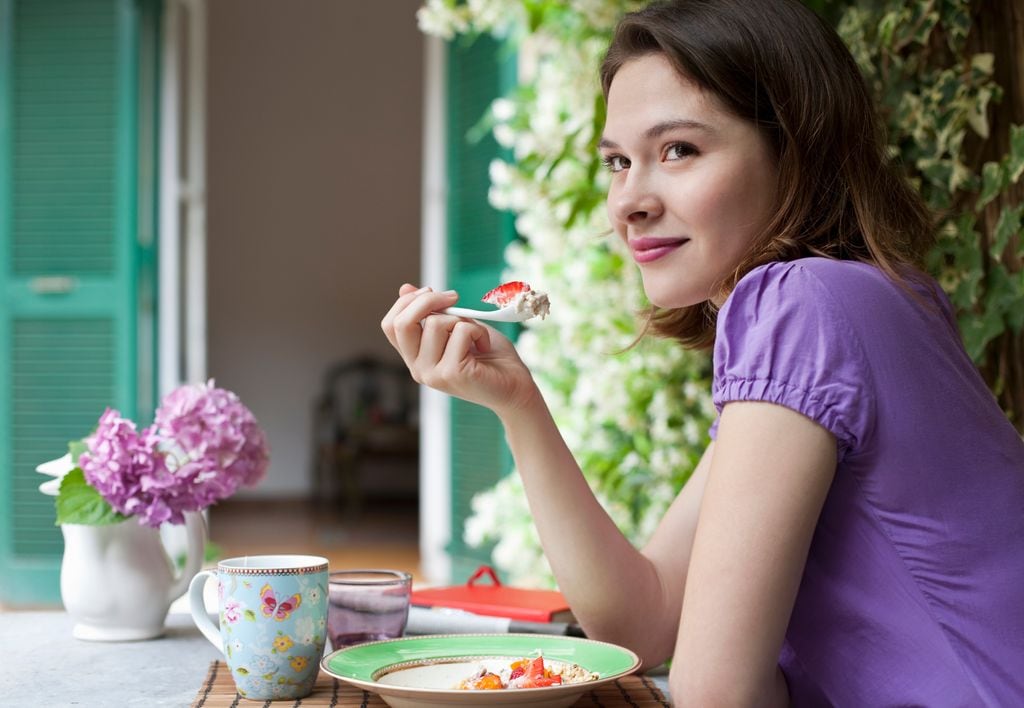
[
  {"x1": 481, "y1": 281, "x2": 532, "y2": 307},
  {"x1": 441, "y1": 281, "x2": 550, "y2": 322}
]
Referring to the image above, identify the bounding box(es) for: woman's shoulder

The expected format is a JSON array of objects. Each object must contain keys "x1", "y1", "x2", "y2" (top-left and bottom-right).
[
  {"x1": 730, "y1": 257, "x2": 891, "y2": 298},
  {"x1": 713, "y1": 258, "x2": 879, "y2": 454},
  {"x1": 718, "y1": 257, "x2": 887, "y2": 339},
  {"x1": 720, "y1": 258, "x2": 852, "y2": 324},
  {"x1": 716, "y1": 256, "x2": 940, "y2": 366},
  {"x1": 723, "y1": 257, "x2": 938, "y2": 324}
]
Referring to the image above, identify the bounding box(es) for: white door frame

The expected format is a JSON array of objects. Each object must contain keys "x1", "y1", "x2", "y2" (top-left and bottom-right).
[
  {"x1": 157, "y1": 0, "x2": 208, "y2": 569},
  {"x1": 158, "y1": 0, "x2": 207, "y2": 394},
  {"x1": 420, "y1": 35, "x2": 452, "y2": 585}
]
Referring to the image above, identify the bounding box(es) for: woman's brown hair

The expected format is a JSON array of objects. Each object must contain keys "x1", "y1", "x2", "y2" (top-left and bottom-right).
[{"x1": 600, "y1": 0, "x2": 935, "y2": 349}]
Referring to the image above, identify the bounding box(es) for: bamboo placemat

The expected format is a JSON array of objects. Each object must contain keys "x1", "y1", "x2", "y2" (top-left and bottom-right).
[{"x1": 191, "y1": 660, "x2": 669, "y2": 707}]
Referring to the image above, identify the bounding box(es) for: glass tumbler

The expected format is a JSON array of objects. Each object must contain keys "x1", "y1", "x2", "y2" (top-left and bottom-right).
[{"x1": 327, "y1": 569, "x2": 412, "y2": 649}]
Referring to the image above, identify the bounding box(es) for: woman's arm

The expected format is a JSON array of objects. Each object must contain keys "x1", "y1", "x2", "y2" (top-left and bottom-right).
[
  {"x1": 670, "y1": 400, "x2": 837, "y2": 707},
  {"x1": 382, "y1": 285, "x2": 708, "y2": 667},
  {"x1": 502, "y1": 395, "x2": 713, "y2": 667}
]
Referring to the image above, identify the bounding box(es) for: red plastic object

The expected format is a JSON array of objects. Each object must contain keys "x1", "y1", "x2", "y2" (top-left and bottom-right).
[{"x1": 410, "y1": 565, "x2": 573, "y2": 623}]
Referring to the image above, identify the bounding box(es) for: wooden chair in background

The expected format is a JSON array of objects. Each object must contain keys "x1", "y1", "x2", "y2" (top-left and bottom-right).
[{"x1": 311, "y1": 356, "x2": 419, "y2": 514}]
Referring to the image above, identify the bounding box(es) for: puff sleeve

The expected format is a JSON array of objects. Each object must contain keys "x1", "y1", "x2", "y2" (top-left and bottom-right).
[{"x1": 709, "y1": 261, "x2": 875, "y2": 460}]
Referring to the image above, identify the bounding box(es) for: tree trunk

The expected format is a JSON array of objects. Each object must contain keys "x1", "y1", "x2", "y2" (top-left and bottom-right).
[{"x1": 966, "y1": 0, "x2": 1024, "y2": 432}]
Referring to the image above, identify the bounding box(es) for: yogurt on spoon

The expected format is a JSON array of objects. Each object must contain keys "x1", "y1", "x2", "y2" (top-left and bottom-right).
[{"x1": 442, "y1": 281, "x2": 551, "y2": 323}]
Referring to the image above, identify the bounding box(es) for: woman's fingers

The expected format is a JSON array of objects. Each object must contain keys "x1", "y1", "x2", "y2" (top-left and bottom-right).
[
  {"x1": 417, "y1": 313, "x2": 462, "y2": 369},
  {"x1": 384, "y1": 287, "x2": 459, "y2": 369},
  {"x1": 419, "y1": 319, "x2": 491, "y2": 390},
  {"x1": 443, "y1": 320, "x2": 492, "y2": 365},
  {"x1": 381, "y1": 285, "x2": 442, "y2": 347},
  {"x1": 381, "y1": 284, "x2": 428, "y2": 349},
  {"x1": 380, "y1": 284, "x2": 497, "y2": 392},
  {"x1": 381, "y1": 285, "x2": 526, "y2": 410},
  {"x1": 393, "y1": 291, "x2": 457, "y2": 361}
]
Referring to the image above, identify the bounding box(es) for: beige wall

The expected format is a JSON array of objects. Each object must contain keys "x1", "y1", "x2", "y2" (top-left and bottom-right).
[{"x1": 206, "y1": 0, "x2": 424, "y2": 497}]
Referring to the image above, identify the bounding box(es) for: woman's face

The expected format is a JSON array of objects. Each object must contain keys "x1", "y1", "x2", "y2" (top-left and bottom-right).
[{"x1": 601, "y1": 53, "x2": 778, "y2": 308}]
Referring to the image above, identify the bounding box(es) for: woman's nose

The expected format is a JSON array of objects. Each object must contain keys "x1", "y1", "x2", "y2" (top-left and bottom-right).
[{"x1": 610, "y1": 174, "x2": 663, "y2": 225}]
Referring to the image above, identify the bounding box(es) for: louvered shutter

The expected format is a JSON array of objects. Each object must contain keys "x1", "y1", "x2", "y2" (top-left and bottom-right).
[
  {"x1": 445, "y1": 35, "x2": 518, "y2": 581},
  {"x1": 0, "y1": 0, "x2": 158, "y2": 606}
]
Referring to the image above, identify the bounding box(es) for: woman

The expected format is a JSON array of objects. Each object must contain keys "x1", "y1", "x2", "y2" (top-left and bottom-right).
[{"x1": 382, "y1": 0, "x2": 1024, "y2": 704}]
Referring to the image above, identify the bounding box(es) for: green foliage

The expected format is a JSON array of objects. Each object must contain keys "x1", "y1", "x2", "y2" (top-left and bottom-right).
[
  {"x1": 840, "y1": 0, "x2": 1023, "y2": 372},
  {"x1": 54, "y1": 468, "x2": 128, "y2": 526}
]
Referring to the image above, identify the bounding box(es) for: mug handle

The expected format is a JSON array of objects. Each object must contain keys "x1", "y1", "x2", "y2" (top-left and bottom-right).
[{"x1": 188, "y1": 570, "x2": 223, "y2": 654}]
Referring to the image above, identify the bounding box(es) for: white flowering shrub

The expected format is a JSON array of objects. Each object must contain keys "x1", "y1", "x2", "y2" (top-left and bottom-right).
[{"x1": 418, "y1": 0, "x2": 716, "y2": 587}]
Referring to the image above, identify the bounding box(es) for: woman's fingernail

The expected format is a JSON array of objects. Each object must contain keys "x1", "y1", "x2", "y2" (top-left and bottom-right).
[
  {"x1": 415, "y1": 286, "x2": 431, "y2": 294},
  {"x1": 442, "y1": 290, "x2": 457, "y2": 296}
]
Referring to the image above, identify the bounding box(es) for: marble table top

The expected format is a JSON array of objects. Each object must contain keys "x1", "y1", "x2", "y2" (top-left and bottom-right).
[{"x1": 0, "y1": 611, "x2": 219, "y2": 707}]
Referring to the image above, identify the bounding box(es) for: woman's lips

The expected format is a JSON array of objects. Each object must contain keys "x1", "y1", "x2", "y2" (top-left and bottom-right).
[{"x1": 629, "y1": 237, "x2": 689, "y2": 264}]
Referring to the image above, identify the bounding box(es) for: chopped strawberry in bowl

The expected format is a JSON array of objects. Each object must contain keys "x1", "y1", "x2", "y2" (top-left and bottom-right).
[
  {"x1": 454, "y1": 654, "x2": 594, "y2": 691},
  {"x1": 509, "y1": 656, "x2": 563, "y2": 689}
]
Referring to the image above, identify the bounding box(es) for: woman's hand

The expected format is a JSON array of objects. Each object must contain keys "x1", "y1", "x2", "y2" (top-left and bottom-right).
[{"x1": 381, "y1": 284, "x2": 541, "y2": 417}]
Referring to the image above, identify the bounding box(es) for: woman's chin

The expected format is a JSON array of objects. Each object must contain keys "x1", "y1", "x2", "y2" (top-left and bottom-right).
[
  {"x1": 645, "y1": 290, "x2": 704, "y2": 310},
  {"x1": 640, "y1": 276, "x2": 707, "y2": 310}
]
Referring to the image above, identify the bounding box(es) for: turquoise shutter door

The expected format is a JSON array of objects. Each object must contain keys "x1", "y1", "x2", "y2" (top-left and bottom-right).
[
  {"x1": 445, "y1": 35, "x2": 519, "y2": 582},
  {"x1": 0, "y1": 0, "x2": 159, "y2": 606}
]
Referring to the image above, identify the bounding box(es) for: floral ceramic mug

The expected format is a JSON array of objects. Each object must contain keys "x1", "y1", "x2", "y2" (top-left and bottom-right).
[{"x1": 189, "y1": 555, "x2": 329, "y2": 701}]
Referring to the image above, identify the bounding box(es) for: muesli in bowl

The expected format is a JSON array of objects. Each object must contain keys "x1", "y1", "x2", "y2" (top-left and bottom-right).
[{"x1": 455, "y1": 654, "x2": 599, "y2": 690}]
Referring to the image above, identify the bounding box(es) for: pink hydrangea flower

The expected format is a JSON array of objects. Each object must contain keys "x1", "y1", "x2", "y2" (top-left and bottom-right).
[
  {"x1": 78, "y1": 381, "x2": 269, "y2": 528},
  {"x1": 150, "y1": 380, "x2": 270, "y2": 505},
  {"x1": 79, "y1": 409, "x2": 155, "y2": 519}
]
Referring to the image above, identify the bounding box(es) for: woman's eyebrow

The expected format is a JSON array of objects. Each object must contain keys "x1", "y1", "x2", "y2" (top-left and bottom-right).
[
  {"x1": 599, "y1": 119, "x2": 716, "y2": 149},
  {"x1": 646, "y1": 118, "x2": 715, "y2": 138}
]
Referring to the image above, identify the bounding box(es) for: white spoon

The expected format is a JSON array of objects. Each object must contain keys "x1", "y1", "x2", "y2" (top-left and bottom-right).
[{"x1": 440, "y1": 305, "x2": 536, "y2": 323}]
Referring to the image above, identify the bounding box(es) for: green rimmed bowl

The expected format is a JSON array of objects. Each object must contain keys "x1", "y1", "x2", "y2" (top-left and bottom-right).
[{"x1": 320, "y1": 633, "x2": 641, "y2": 708}]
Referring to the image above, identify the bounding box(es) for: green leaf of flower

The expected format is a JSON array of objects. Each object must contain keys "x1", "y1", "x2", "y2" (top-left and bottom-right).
[
  {"x1": 54, "y1": 469, "x2": 128, "y2": 526},
  {"x1": 244, "y1": 609, "x2": 256, "y2": 621},
  {"x1": 67, "y1": 440, "x2": 88, "y2": 466}
]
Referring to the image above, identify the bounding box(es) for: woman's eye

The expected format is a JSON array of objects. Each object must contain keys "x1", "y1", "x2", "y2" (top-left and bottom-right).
[
  {"x1": 601, "y1": 154, "x2": 629, "y2": 173},
  {"x1": 665, "y1": 142, "x2": 698, "y2": 161}
]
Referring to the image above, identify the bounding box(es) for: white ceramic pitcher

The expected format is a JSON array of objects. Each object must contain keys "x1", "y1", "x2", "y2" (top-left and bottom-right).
[
  {"x1": 58, "y1": 511, "x2": 205, "y2": 641},
  {"x1": 38, "y1": 453, "x2": 206, "y2": 641}
]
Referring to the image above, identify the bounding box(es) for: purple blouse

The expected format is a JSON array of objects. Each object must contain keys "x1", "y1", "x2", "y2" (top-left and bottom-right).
[{"x1": 709, "y1": 258, "x2": 1024, "y2": 706}]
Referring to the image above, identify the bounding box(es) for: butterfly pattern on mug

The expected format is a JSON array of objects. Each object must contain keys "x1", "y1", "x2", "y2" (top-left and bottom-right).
[{"x1": 260, "y1": 584, "x2": 302, "y2": 621}]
